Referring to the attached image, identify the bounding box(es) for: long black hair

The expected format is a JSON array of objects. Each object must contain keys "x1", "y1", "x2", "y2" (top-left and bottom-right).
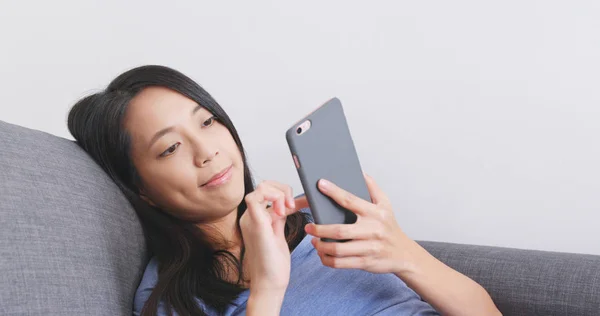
[{"x1": 67, "y1": 65, "x2": 310, "y2": 315}]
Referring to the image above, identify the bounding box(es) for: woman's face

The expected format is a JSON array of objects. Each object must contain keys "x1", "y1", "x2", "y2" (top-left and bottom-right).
[{"x1": 124, "y1": 86, "x2": 245, "y2": 222}]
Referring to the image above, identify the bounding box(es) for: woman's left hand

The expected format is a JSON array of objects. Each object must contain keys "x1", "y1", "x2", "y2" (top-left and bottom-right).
[
  {"x1": 304, "y1": 173, "x2": 419, "y2": 275},
  {"x1": 306, "y1": 174, "x2": 502, "y2": 316}
]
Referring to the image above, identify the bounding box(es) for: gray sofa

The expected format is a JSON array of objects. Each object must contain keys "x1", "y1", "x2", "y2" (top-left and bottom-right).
[{"x1": 1, "y1": 119, "x2": 599, "y2": 316}]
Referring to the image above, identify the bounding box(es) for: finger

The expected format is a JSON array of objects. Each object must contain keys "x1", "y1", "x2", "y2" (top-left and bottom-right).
[
  {"x1": 262, "y1": 180, "x2": 295, "y2": 209},
  {"x1": 312, "y1": 238, "x2": 379, "y2": 258},
  {"x1": 363, "y1": 172, "x2": 390, "y2": 205},
  {"x1": 245, "y1": 186, "x2": 289, "y2": 239},
  {"x1": 262, "y1": 186, "x2": 287, "y2": 217},
  {"x1": 317, "y1": 252, "x2": 368, "y2": 270},
  {"x1": 261, "y1": 181, "x2": 310, "y2": 215},
  {"x1": 278, "y1": 195, "x2": 309, "y2": 217},
  {"x1": 305, "y1": 222, "x2": 376, "y2": 240},
  {"x1": 317, "y1": 179, "x2": 375, "y2": 216},
  {"x1": 244, "y1": 193, "x2": 271, "y2": 224},
  {"x1": 251, "y1": 184, "x2": 286, "y2": 217}
]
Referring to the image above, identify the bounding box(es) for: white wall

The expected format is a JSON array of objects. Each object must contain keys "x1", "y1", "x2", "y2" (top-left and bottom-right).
[{"x1": 1, "y1": 1, "x2": 598, "y2": 255}]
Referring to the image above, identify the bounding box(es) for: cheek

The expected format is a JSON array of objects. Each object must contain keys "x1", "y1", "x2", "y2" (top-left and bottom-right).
[
  {"x1": 220, "y1": 134, "x2": 246, "y2": 190},
  {"x1": 141, "y1": 162, "x2": 196, "y2": 198},
  {"x1": 159, "y1": 161, "x2": 195, "y2": 183},
  {"x1": 216, "y1": 128, "x2": 244, "y2": 166}
]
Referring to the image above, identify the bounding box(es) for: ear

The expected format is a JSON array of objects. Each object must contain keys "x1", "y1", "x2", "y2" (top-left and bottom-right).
[{"x1": 139, "y1": 188, "x2": 157, "y2": 207}]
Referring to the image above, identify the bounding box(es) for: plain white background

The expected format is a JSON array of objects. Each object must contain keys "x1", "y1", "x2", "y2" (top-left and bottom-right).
[{"x1": 1, "y1": 1, "x2": 598, "y2": 255}]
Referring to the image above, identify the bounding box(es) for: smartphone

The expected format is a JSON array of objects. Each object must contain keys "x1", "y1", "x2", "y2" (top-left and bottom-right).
[{"x1": 286, "y1": 97, "x2": 370, "y2": 242}]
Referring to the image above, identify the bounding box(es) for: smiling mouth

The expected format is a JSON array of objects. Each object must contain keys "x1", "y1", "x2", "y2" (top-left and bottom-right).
[{"x1": 201, "y1": 165, "x2": 233, "y2": 188}]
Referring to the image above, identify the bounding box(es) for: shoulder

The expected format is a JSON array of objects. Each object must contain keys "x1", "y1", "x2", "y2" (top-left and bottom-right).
[{"x1": 133, "y1": 257, "x2": 160, "y2": 315}]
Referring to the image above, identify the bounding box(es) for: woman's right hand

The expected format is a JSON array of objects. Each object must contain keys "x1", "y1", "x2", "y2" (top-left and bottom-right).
[{"x1": 240, "y1": 181, "x2": 307, "y2": 296}]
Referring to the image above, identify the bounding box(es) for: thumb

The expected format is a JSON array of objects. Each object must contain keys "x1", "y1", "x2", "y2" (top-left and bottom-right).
[{"x1": 284, "y1": 195, "x2": 309, "y2": 215}]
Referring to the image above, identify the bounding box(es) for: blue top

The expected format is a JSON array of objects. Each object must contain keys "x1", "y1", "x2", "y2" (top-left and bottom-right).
[{"x1": 133, "y1": 209, "x2": 439, "y2": 315}]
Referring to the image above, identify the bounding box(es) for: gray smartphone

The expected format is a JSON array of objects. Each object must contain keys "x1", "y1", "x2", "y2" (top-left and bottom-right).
[{"x1": 286, "y1": 97, "x2": 371, "y2": 242}]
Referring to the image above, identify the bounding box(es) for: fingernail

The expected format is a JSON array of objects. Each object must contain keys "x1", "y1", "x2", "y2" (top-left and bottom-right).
[
  {"x1": 304, "y1": 223, "x2": 313, "y2": 233},
  {"x1": 319, "y1": 179, "x2": 330, "y2": 190}
]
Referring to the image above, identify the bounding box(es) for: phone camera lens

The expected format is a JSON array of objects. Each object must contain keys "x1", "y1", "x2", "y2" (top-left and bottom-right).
[{"x1": 296, "y1": 127, "x2": 302, "y2": 134}]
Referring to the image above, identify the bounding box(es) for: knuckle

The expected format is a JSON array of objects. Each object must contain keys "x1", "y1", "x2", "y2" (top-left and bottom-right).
[
  {"x1": 365, "y1": 242, "x2": 374, "y2": 255},
  {"x1": 256, "y1": 182, "x2": 267, "y2": 191},
  {"x1": 334, "y1": 226, "x2": 346, "y2": 239},
  {"x1": 360, "y1": 257, "x2": 369, "y2": 268},
  {"x1": 357, "y1": 257, "x2": 367, "y2": 268},
  {"x1": 342, "y1": 192, "x2": 355, "y2": 208},
  {"x1": 370, "y1": 242, "x2": 382, "y2": 255},
  {"x1": 272, "y1": 193, "x2": 283, "y2": 204},
  {"x1": 372, "y1": 228, "x2": 384, "y2": 240},
  {"x1": 376, "y1": 208, "x2": 387, "y2": 221}
]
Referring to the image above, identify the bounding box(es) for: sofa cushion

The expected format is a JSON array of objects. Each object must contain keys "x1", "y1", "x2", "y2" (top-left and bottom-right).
[
  {"x1": 419, "y1": 240, "x2": 600, "y2": 316},
  {"x1": 0, "y1": 120, "x2": 147, "y2": 315}
]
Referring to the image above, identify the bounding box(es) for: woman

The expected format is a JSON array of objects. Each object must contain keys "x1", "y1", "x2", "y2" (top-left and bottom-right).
[{"x1": 67, "y1": 65, "x2": 500, "y2": 316}]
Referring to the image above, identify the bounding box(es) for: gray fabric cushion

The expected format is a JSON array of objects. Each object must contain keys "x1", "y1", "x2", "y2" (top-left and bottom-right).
[
  {"x1": 418, "y1": 240, "x2": 600, "y2": 316},
  {"x1": 0, "y1": 120, "x2": 147, "y2": 315}
]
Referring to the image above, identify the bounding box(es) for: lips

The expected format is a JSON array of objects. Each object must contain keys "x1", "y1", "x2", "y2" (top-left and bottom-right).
[{"x1": 201, "y1": 165, "x2": 233, "y2": 188}]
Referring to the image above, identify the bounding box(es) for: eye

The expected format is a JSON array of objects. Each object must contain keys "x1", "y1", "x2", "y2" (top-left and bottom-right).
[
  {"x1": 160, "y1": 142, "x2": 180, "y2": 158},
  {"x1": 201, "y1": 116, "x2": 217, "y2": 128}
]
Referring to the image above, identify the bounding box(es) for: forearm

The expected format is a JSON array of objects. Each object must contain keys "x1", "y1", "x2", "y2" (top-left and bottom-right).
[
  {"x1": 247, "y1": 289, "x2": 286, "y2": 316},
  {"x1": 396, "y1": 239, "x2": 500, "y2": 316}
]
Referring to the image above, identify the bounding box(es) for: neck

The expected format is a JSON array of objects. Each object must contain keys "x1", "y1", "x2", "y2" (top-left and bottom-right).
[
  {"x1": 196, "y1": 208, "x2": 248, "y2": 286},
  {"x1": 196, "y1": 208, "x2": 242, "y2": 253}
]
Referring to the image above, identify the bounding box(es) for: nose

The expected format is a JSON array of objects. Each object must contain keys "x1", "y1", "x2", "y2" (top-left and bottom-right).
[{"x1": 192, "y1": 138, "x2": 219, "y2": 167}]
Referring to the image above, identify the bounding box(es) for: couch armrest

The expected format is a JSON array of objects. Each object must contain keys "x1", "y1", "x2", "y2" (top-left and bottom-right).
[{"x1": 416, "y1": 240, "x2": 600, "y2": 316}]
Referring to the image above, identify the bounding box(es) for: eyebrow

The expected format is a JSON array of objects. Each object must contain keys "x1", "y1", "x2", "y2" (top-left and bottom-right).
[{"x1": 148, "y1": 105, "x2": 203, "y2": 150}]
